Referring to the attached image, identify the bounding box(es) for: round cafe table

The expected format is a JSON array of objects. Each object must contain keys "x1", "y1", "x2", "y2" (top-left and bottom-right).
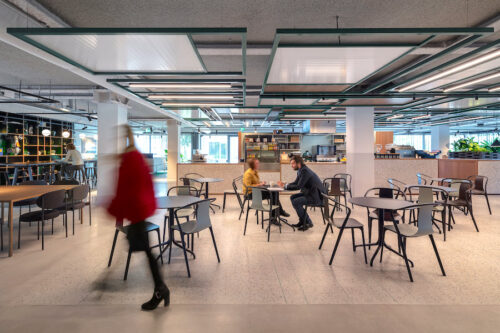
[
  {"x1": 265, "y1": 186, "x2": 296, "y2": 231},
  {"x1": 349, "y1": 197, "x2": 415, "y2": 266},
  {"x1": 192, "y1": 177, "x2": 223, "y2": 211}
]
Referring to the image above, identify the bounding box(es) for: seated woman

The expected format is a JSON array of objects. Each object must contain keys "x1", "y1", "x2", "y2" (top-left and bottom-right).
[
  {"x1": 243, "y1": 158, "x2": 289, "y2": 217},
  {"x1": 61, "y1": 143, "x2": 85, "y2": 180}
]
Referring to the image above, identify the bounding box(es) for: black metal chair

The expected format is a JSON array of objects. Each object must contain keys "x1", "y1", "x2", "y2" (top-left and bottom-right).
[
  {"x1": 467, "y1": 175, "x2": 492, "y2": 215},
  {"x1": 365, "y1": 187, "x2": 406, "y2": 249},
  {"x1": 14, "y1": 180, "x2": 48, "y2": 218},
  {"x1": 107, "y1": 221, "x2": 163, "y2": 280},
  {"x1": 18, "y1": 189, "x2": 66, "y2": 250},
  {"x1": 383, "y1": 187, "x2": 446, "y2": 282},
  {"x1": 223, "y1": 176, "x2": 243, "y2": 213},
  {"x1": 416, "y1": 173, "x2": 432, "y2": 185},
  {"x1": 57, "y1": 184, "x2": 91, "y2": 236},
  {"x1": 333, "y1": 173, "x2": 353, "y2": 208},
  {"x1": 180, "y1": 173, "x2": 204, "y2": 197},
  {"x1": 323, "y1": 177, "x2": 347, "y2": 210},
  {"x1": 445, "y1": 181, "x2": 479, "y2": 233},
  {"x1": 171, "y1": 198, "x2": 220, "y2": 277},
  {"x1": 319, "y1": 194, "x2": 367, "y2": 265}
]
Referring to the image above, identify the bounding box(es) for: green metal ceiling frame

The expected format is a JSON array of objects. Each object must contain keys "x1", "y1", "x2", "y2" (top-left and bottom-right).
[{"x1": 7, "y1": 27, "x2": 247, "y2": 76}]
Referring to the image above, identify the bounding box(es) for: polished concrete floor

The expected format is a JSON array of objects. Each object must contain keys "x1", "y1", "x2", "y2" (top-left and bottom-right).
[{"x1": 0, "y1": 183, "x2": 499, "y2": 332}]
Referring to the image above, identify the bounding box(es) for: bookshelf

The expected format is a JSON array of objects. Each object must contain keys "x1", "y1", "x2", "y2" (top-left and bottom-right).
[{"x1": 0, "y1": 111, "x2": 74, "y2": 184}]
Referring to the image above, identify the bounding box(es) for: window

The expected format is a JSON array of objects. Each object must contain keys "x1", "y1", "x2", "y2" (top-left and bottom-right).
[
  {"x1": 229, "y1": 136, "x2": 239, "y2": 163},
  {"x1": 134, "y1": 134, "x2": 167, "y2": 157},
  {"x1": 201, "y1": 135, "x2": 229, "y2": 163},
  {"x1": 180, "y1": 134, "x2": 192, "y2": 162},
  {"x1": 393, "y1": 134, "x2": 431, "y2": 150}
]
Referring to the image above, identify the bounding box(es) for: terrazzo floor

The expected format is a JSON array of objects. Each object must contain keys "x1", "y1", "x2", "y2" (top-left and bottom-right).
[{"x1": 0, "y1": 183, "x2": 499, "y2": 332}]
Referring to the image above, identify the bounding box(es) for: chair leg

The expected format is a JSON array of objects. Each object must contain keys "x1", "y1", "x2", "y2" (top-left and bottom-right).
[
  {"x1": 429, "y1": 234, "x2": 446, "y2": 276},
  {"x1": 179, "y1": 231, "x2": 191, "y2": 278},
  {"x1": 399, "y1": 234, "x2": 413, "y2": 282},
  {"x1": 239, "y1": 198, "x2": 247, "y2": 220},
  {"x1": 267, "y1": 212, "x2": 271, "y2": 242},
  {"x1": 484, "y1": 193, "x2": 492, "y2": 215},
  {"x1": 17, "y1": 220, "x2": 21, "y2": 249},
  {"x1": 168, "y1": 235, "x2": 173, "y2": 264},
  {"x1": 163, "y1": 216, "x2": 168, "y2": 243},
  {"x1": 209, "y1": 227, "x2": 220, "y2": 262},
  {"x1": 124, "y1": 250, "x2": 132, "y2": 280},
  {"x1": 442, "y1": 208, "x2": 446, "y2": 242},
  {"x1": 222, "y1": 193, "x2": 227, "y2": 212},
  {"x1": 72, "y1": 209, "x2": 75, "y2": 235},
  {"x1": 367, "y1": 218, "x2": 372, "y2": 249},
  {"x1": 243, "y1": 206, "x2": 250, "y2": 236},
  {"x1": 108, "y1": 229, "x2": 119, "y2": 267},
  {"x1": 468, "y1": 205, "x2": 479, "y2": 232},
  {"x1": 51, "y1": 218, "x2": 54, "y2": 235},
  {"x1": 318, "y1": 223, "x2": 332, "y2": 250},
  {"x1": 351, "y1": 229, "x2": 356, "y2": 252},
  {"x1": 41, "y1": 220, "x2": 45, "y2": 250},
  {"x1": 155, "y1": 229, "x2": 163, "y2": 265},
  {"x1": 360, "y1": 228, "x2": 368, "y2": 264},
  {"x1": 329, "y1": 226, "x2": 346, "y2": 265}
]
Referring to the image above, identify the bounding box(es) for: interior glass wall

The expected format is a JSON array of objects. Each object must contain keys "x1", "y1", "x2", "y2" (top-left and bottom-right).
[{"x1": 393, "y1": 134, "x2": 431, "y2": 150}]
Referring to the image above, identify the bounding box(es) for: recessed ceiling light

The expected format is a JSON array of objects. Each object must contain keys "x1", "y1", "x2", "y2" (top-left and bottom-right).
[
  {"x1": 162, "y1": 102, "x2": 235, "y2": 107},
  {"x1": 387, "y1": 114, "x2": 404, "y2": 120},
  {"x1": 444, "y1": 72, "x2": 500, "y2": 92},
  {"x1": 129, "y1": 83, "x2": 232, "y2": 89},
  {"x1": 148, "y1": 95, "x2": 235, "y2": 100},
  {"x1": 399, "y1": 49, "x2": 500, "y2": 92},
  {"x1": 411, "y1": 114, "x2": 431, "y2": 120}
]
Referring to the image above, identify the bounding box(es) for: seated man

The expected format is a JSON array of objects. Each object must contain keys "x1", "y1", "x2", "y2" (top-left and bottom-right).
[{"x1": 278, "y1": 156, "x2": 325, "y2": 231}]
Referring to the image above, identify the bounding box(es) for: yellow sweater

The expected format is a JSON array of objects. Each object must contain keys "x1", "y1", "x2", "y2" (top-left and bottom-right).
[{"x1": 243, "y1": 168, "x2": 260, "y2": 195}]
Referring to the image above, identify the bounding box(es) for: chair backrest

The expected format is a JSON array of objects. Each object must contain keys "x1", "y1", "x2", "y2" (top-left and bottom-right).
[
  {"x1": 322, "y1": 194, "x2": 351, "y2": 227},
  {"x1": 333, "y1": 173, "x2": 351, "y2": 191},
  {"x1": 386, "y1": 178, "x2": 405, "y2": 193},
  {"x1": 1, "y1": 171, "x2": 9, "y2": 185},
  {"x1": 36, "y1": 189, "x2": 66, "y2": 210},
  {"x1": 19, "y1": 180, "x2": 47, "y2": 186},
  {"x1": 52, "y1": 179, "x2": 79, "y2": 185},
  {"x1": 323, "y1": 178, "x2": 342, "y2": 196},
  {"x1": 365, "y1": 187, "x2": 406, "y2": 200},
  {"x1": 192, "y1": 199, "x2": 213, "y2": 231},
  {"x1": 72, "y1": 184, "x2": 90, "y2": 202},
  {"x1": 232, "y1": 176, "x2": 244, "y2": 207},
  {"x1": 458, "y1": 182, "x2": 472, "y2": 202},
  {"x1": 469, "y1": 175, "x2": 487, "y2": 192},
  {"x1": 416, "y1": 173, "x2": 428, "y2": 185},
  {"x1": 168, "y1": 185, "x2": 197, "y2": 196},
  {"x1": 249, "y1": 187, "x2": 266, "y2": 210}
]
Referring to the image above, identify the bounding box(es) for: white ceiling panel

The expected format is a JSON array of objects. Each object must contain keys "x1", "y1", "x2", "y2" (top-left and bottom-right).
[
  {"x1": 267, "y1": 47, "x2": 411, "y2": 84},
  {"x1": 426, "y1": 97, "x2": 500, "y2": 109},
  {"x1": 260, "y1": 98, "x2": 318, "y2": 106},
  {"x1": 26, "y1": 34, "x2": 205, "y2": 72}
]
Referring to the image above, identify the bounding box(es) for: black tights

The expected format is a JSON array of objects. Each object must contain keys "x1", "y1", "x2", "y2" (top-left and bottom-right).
[{"x1": 127, "y1": 221, "x2": 167, "y2": 290}]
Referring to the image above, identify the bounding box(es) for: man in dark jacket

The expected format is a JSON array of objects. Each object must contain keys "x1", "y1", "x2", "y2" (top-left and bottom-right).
[{"x1": 278, "y1": 156, "x2": 326, "y2": 231}]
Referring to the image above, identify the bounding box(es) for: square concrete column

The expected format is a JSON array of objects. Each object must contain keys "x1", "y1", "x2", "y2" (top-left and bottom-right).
[
  {"x1": 167, "y1": 120, "x2": 180, "y2": 181},
  {"x1": 431, "y1": 124, "x2": 450, "y2": 155},
  {"x1": 346, "y1": 107, "x2": 375, "y2": 196},
  {"x1": 96, "y1": 102, "x2": 128, "y2": 203}
]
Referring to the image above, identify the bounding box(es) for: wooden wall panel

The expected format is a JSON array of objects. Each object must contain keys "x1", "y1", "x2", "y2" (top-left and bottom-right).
[
  {"x1": 438, "y1": 159, "x2": 478, "y2": 179},
  {"x1": 375, "y1": 131, "x2": 393, "y2": 153}
]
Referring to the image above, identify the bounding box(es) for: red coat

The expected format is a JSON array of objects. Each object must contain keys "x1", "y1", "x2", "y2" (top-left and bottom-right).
[{"x1": 107, "y1": 149, "x2": 157, "y2": 224}]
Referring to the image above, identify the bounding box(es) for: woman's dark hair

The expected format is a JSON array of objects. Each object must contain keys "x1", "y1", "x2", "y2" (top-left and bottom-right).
[
  {"x1": 248, "y1": 158, "x2": 258, "y2": 170},
  {"x1": 66, "y1": 143, "x2": 76, "y2": 150},
  {"x1": 291, "y1": 155, "x2": 304, "y2": 166}
]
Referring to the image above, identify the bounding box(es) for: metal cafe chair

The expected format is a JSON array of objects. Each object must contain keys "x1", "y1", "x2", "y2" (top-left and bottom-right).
[
  {"x1": 164, "y1": 185, "x2": 199, "y2": 244},
  {"x1": 171, "y1": 198, "x2": 220, "y2": 278},
  {"x1": 467, "y1": 175, "x2": 492, "y2": 215},
  {"x1": 333, "y1": 173, "x2": 353, "y2": 208},
  {"x1": 323, "y1": 177, "x2": 347, "y2": 211},
  {"x1": 223, "y1": 175, "x2": 243, "y2": 213},
  {"x1": 319, "y1": 194, "x2": 367, "y2": 265},
  {"x1": 243, "y1": 187, "x2": 281, "y2": 242},
  {"x1": 443, "y1": 181, "x2": 479, "y2": 233},
  {"x1": 382, "y1": 187, "x2": 446, "y2": 282}
]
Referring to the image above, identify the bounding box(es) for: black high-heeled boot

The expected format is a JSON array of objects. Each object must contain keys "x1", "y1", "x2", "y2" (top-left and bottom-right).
[{"x1": 141, "y1": 286, "x2": 170, "y2": 310}]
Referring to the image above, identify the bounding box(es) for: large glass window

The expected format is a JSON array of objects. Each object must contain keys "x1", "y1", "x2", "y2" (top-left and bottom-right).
[
  {"x1": 180, "y1": 134, "x2": 192, "y2": 162},
  {"x1": 393, "y1": 134, "x2": 431, "y2": 150},
  {"x1": 134, "y1": 134, "x2": 167, "y2": 157},
  {"x1": 201, "y1": 135, "x2": 228, "y2": 162},
  {"x1": 230, "y1": 136, "x2": 239, "y2": 163}
]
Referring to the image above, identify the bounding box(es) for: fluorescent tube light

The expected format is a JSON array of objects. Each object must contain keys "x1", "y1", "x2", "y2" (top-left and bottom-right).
[
  {"x1": 148, "y1": 95, "x2": 235, "y2": 100},
  {"x1": 444, "y1": 72, "x2": 500, "y2": 92},
  {"x1": 387, "y1": 114, "x2": 404, "y2": 120},
  {"x1": 488, "y1": 85, "x2": 500, "y2": 92},
  {"x1": 162, "y1": 103, "x2": 235, "y2": 107},
  {"x1": 203, "y1": 121, "x2": 211, "y2": 127},
  {"x1": 129, "y1": 83, "x2": 232, "y2": 89},
  {"x1": 411, "y1": 114, "x2": 431, "y2": 120},
  {"x1": 426, "y1": 116, "x2": 485, "y2": 126},
  {"x1": 399, "y1": 49, "x2": 500, "y2": 92}
]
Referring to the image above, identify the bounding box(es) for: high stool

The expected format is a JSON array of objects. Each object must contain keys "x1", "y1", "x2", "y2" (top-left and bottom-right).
[{"x1": 72, "y1": 165, "x2": 87, "y2": 184}]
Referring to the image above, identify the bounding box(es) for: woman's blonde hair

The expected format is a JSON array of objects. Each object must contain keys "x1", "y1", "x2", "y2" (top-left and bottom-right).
[
  {"x1": 66, "y1": 143, "x2": 75, "y2": 150},
  {"x1": 248, "y1": 158, "x2": 259, "y2": 170}
]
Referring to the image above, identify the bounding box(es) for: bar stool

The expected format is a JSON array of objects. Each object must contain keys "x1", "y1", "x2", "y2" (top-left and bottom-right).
[{"x1": 72, "y1": 165, "x2": 87, "y2": 184}]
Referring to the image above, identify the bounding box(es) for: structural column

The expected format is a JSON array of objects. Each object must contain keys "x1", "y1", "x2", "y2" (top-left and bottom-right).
[
  {"x1": 346, "y1": 107, "x2": 375, "y2": 196},
  {"x1": 431, "y1": 124, "x2": 450, "y2": 155},
  {"x1": 167, "y1": 119, "x2": 180, "y2": 182},
  {"x1": 96, "y1": 102, "x2": 128, "y2": 203}
]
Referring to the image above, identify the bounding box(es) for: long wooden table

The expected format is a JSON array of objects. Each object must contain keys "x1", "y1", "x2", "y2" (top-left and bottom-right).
[{"x1": 0, "y1": 185, "x2": 79, "y2": 257}]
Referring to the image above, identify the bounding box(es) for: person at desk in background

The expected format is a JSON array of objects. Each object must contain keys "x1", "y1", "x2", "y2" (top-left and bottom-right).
[
  {"x1": 61, "y1": 143, "x2": 85, "y2": 180},
  {"x1": 243, "y1": 158, "x2": 289, "y2": 218},
  {"x1": 277, "y1": 155, "x2": 326, "y2": 231}
]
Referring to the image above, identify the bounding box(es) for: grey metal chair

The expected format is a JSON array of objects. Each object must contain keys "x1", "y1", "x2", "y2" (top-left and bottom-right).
[
  {"x1": 445, "y1": 181, "x2": 479, "y2": 233},
  {"x1": 333, "y1": 173, "x2": 353, "y2": 208},
  {"x1": 163, "y1": 185, "x2": 198, "y2": 244},
  {"x1": 107, "y1": 221, "x2": 163, "y2": 280},
  {"x1": 382, "y1": 187, "x2": 446, "y2": 282},
  {"x1": 243, "y1": 187, "x2": 281, "y2": 242},
  {"x1": 18, "y1": 189, "x2": 66, "y2": 250},
  {"x1": 319, "y1": 194, "x2": 367, "y2": 265},
  {"x1": 171, "y1": 198, "x2": 220, "y2": 277},
  {"x1": 223, "y1": 176, "x2": 243, "y2": 213},
  {"x1": 416, "y1": 173, "x2": 432, "y2": 185},
  {"x1": 468, "y1": 175, "x2": 492, "y2": 215},
  {"x1": 14, "y1": 180, "x2": 48, "y2": 218},
  {"x1": 180, "y1": 173, "x2": 204, "y2": 197}
]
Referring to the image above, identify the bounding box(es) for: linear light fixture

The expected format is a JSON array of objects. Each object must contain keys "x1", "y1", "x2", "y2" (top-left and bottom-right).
[
  {"x1": 399, "y1": 49, "x2": 500, "y2": 92},
  {"x1": 225, "y1": 121, "x2": 231, "y2": 127},
  {"x1": 426, "y1": 116, "x2": 485, "y2": 126},
  {"x1": 202, "y1": 121, "x2": 211, "y2": 127},
  {"x1": 387, "y1": 114, "x2": 404, "y2": 120},
  {"x1": 488, "y1": 85, "x2": 500, "y2": 92},
  {"x1": 148, "y1": 94, "x2": 235, "y2": 100},
  {"x1": 412, "y1": 114, "x2": 431, "y2": 120},
  {"x1": 129, "y1": 83, "x2": 232, "y2": 89},
  {"x1": 281, "y1": 115, "x2": 345, "y2": 120},
  {"x1": 444, "y1": 72, "x2": 500, "y2": 92},
  {"x1": 162, "y1": 102, "x2": 235, "y2": 107}
]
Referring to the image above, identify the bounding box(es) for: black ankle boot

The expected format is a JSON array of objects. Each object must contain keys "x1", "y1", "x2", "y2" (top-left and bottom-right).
[
  {"x1": 141, "y1": 286, "x2": 170, "y2": 310},
  {"x1": 280, "y1": 209, "x2": 290, "y2": 217}
]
